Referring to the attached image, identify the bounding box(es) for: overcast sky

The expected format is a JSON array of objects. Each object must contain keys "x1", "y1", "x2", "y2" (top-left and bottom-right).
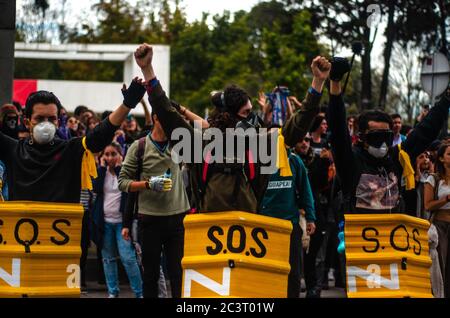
[
  {"x1": 16, "y1": 0, "x2": 261, "y2": 23},
  {"x1": 15, "y1": 0, "x2": 391, "y2": 68}
]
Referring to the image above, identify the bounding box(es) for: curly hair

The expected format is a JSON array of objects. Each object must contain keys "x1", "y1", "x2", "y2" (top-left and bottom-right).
[
  {"x1": 209, "y1": 85, "x2": 250, "y2": 131},
  {"x1": 207, "y1": 108, "x2": 239, "y2": 131},
  {"x1": 212, "y1": 85, "x2": 249, "y2": 113}
]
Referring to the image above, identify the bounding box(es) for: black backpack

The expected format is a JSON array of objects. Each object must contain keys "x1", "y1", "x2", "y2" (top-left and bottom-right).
[{"x1": 123, "y1": 137, "x2": 146, "y2": 230}]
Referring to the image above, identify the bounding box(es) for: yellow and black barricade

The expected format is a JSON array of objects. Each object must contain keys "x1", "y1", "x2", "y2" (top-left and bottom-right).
[
  {"x1": 344, "y1": 214, "x2": 432, "y2": 298},
  {"x1": 0, "y1": 202, "x2": 83, "y2": 298},
  {"x1": 182, "y1": 211, "x2": 292, "y2": 298}
]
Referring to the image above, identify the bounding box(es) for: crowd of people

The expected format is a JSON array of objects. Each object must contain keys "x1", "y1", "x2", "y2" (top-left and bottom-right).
[{"x1": 0, "y1": 43, "x2": 449, "y2": 298}]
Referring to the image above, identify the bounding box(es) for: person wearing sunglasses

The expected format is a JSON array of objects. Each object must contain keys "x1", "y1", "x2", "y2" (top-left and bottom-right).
[{"x1": 327, "y1": 57, "x2": 450, "y2": 215}]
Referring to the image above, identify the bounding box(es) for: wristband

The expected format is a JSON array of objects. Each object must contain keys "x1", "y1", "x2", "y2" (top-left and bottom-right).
[
  {"x1": 148, "y1": 78, "x2": 159, "y2": 88},
  {"x1": 308, "y1": 86, "x2": 322, "y2": 97}
]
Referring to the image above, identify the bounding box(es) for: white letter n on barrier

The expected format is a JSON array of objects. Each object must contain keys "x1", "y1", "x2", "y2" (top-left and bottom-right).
[
  {"x1": 0, "y1": 258, "x2": 21, "y2": 287},
  {"x1": 347, "y1": 263, "x2": 400, "y2": 293},
  {"x1": 183, "y1": 267, "x2": 231, "y2": 297}
]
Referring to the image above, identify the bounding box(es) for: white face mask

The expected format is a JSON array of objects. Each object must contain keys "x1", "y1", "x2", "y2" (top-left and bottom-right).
[
  {"x1": 32, "y1": 121, "x2": 56, "y2": 144},
  {"x1": 367, "y1": 142, "x2": 389, "y2": 159}
]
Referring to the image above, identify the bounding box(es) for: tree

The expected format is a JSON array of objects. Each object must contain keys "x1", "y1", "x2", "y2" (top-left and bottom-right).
[
  {"x1": 14, "y1": 0, "x2": 329, "y2": 116},
  {"x1": 378, "y1": 0, "x2": 449, "y2": 109},
  {"x1": 387, "y1": 43, "x2": 428, "y2": 124}
]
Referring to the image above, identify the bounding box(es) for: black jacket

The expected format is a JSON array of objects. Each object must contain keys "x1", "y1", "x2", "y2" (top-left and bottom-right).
[
  {"x1": 0, "y1": 118, "x2": 119, "y2": 203},
  {"x1": 327, "y1": 93, "x2": 450, "y2": 214}
]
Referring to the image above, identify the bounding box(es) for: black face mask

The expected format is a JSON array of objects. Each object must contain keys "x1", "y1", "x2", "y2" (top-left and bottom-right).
[
  {"x1": 4, "y1": 116, "x2": 18, "y2": 130},
  {"x1": 361, "y1": 130, "x2": 394, "y2": 148},
  {"x1": 1, "y1": 116, "x2": 19, "y2": 139},
  {"x1": 235, "y1": 112, "x2": 264, "y2": 130}
]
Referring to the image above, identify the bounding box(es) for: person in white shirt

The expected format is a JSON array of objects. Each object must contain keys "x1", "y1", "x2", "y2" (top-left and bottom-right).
[{"x1": 92, "y1": 142, "x2": 143, "y2": 298}]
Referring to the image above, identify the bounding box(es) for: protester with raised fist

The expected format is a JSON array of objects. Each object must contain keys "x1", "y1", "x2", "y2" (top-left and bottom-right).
[
  {"x1": 0, "y1": 78, "x2": 146, "y2": 203},
  {"x1": 134, "y1": 42, "x2": 330, "y2": 215},
  {"x1": 118, "y1": 104, "x2": 190, "y2": 298},
  {"x1": 327, "y1": 56, "x2": 450, "y2": 216}
]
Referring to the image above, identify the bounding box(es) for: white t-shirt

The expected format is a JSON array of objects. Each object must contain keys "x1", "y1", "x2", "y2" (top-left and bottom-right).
[
  {"x1": 103, "y1": 170, "x2": 123, "y2": 223},
  {"x1": 425, "y1": 175, "x2": 450, "y2": 210}
]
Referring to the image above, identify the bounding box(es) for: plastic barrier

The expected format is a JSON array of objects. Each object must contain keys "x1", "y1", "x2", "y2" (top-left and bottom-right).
[
  {"x1": 182, "y1": 211, "x2": 292, "y2": 298},
  {"x1": 0, "y1": 202, "x2": 83, "y2": 298},
  {"x1": 344, "y1": 214, "x2": 432, "y2": 298}
]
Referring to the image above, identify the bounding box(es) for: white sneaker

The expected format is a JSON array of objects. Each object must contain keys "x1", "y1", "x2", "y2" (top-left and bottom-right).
[{"x1": 108, "y1": 294, "x2": 119, "y2": 298}]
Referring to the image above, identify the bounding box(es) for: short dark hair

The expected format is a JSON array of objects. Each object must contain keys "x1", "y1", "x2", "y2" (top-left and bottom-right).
[
  {"x1": 25, "y1": 91, "x2": 62, "y2": 119},
  {"x1": 391, "y1": 113, "x2": 402, "y2": 121},
  {"x1": 358, "y1": 110, "x2": 393, "y2": 133},
  {"x1": 74, "y1": 105, "x2": 89, "y2": 118}
]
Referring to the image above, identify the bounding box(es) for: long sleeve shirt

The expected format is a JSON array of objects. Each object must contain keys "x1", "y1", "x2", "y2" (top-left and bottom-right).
[
  {"x1": 0, "y1": 118, "x2": 119, "y2": 203},
  {"x1": 118, "y1": 135, "x2": 190, "y2": 216},
  {"x1": 327, "y1": 93, "x2": 450, "y2": 214},
  {"x1": 146, "y1": 80, "x2": 322, "y2": 213}
]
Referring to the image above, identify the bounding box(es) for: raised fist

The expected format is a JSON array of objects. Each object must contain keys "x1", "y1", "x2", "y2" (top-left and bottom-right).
[
  {"x1": 311, "y1": 56, "x2": 331, "y2": 81},
  {"x1": 134, "y1": 43, "x2": 153, "y2": 69}
]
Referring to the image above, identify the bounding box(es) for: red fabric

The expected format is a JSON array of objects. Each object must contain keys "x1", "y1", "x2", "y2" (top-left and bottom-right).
[
  {"x1": 13, "y1": 80, "x2": 37, "y2": 107},
  {"x1": 202, "y1": 151, "x2": 212, "y2": 182}
]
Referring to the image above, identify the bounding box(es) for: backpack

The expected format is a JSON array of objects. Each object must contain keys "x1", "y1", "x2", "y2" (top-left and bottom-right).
[
  {"x1": 123, "y1": 137, "x2": 146, "y2": 272},
  {"x1": 193, "y1": 148, "x2": 258, "y2": 213},
  {"x1": 124, "y1": 137, "x2": 146, "y2": 227}
]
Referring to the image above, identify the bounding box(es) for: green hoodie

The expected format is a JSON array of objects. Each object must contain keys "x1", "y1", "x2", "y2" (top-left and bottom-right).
[{"x1": 260, "y1": 150, "x2": 316, "y2": 224}]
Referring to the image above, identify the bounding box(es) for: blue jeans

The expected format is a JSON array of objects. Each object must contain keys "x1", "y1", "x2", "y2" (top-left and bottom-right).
[{"x1": 102, "y1": 222, "x2": 143, "y2": 298}]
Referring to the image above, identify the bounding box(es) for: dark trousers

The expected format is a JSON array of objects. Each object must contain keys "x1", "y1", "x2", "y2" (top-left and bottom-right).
[
  {"x1": 288, "y1": 223, "x2": 302, "y2": 298},
  {"x1": 139, "y1": 213, "x2": 186, "y2": 298},
  {"x1": 304, "y1": 227, "x2": 325, "y2": 292}
]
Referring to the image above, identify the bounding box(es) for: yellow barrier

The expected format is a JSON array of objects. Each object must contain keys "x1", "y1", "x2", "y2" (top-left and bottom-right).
[
  {"x1": 0, "y1": 202, "x2": 83, "y2": 298},
  {"x1": 182, "y1": 211, "x2": 292, "y2": 298},
  {"x1": 344, "y1": 214, "x2": 432, "y2": 298}
]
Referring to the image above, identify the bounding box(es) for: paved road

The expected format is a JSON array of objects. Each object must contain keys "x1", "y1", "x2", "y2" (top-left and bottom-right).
[{"x1": 81, "y1": 281, "x2": 346, "y2": 298}]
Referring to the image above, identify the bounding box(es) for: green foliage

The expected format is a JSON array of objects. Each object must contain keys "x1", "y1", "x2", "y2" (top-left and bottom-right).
[{"x1": 15, "y1": 0, "x2": 327, "y2": 115}]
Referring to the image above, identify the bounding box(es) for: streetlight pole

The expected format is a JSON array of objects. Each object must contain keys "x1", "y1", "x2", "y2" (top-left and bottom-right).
[{"x1": 0, "y1": 0, "x2": 16, "y2": 106}]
